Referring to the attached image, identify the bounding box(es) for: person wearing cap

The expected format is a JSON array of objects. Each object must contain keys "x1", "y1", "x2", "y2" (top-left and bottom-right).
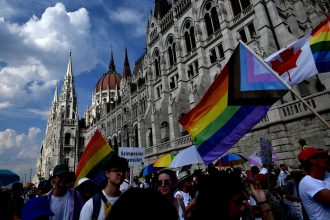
[
  {"x1": 36, "y1": 180, "x2": 51, "y2": 198},
  {"x1": 22, "y1": 197, "x2": 54, "y2": 220},
  {"x1": 75, "y1": 177, "x2": 98, "y2": 203},
  {"x1": 175, "y1": 170, "x2": 196, "y2": 219},
  {"x1": 79, "y1": 155, "x2": 128, "y2": 220},
  {"x1": 46, "y1": 164, "x2": 84, "y2": 220},
  {"x1": 298, "y1": 147, "x2": 330, "y2": 220}
]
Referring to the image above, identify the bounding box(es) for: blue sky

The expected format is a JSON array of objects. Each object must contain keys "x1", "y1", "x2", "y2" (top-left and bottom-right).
[{"x1": 0, "y1": 0, "x2": 153, "y2": 182}]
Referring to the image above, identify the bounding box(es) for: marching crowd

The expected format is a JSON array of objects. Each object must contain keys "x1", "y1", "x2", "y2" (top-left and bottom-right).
[{"x1": 1, "y1": 144, "x2": 330, "y2": 220}]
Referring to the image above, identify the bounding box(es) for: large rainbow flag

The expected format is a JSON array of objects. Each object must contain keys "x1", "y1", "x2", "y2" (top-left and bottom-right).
[
  {"x1": 179, "y1": 44, "x2": 274, "y2": 164},
  {"x1": 75, "y1": 130, "x2": 113, "y2": 186},
  {"x1": 266, "y1": 16, "x2": 330, "y2": 86}
]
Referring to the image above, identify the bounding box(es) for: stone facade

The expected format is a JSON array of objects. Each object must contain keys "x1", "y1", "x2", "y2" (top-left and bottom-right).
[{"x1": 38, "y1": 0, "x2": 330, "y2": 177}]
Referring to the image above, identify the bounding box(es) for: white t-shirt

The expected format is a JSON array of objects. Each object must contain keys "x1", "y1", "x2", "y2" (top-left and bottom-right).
[
  {"x1": 79, "y1": 190, "x2": 120, "y2": 220},
  {"x1": 174, "y1": 191, "x2": 191, "y2": 207},
  {"x1": 120, "y1": 179, "x2": 130, "y2": 193},
  {"x1": 50, "y1": 191, "x2": 71, "y2": 220},
  {"x1": 299, "y1": 175, "x2": 330, "y2": 220}
]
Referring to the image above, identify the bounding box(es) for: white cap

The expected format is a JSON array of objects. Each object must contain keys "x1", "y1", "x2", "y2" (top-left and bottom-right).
[{"x1": 77, "y1": 177, "x2": 90, "y2": 187}]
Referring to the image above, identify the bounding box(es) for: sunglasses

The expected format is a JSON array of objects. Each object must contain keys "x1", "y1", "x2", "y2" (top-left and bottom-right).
[
  {"x1": 109, "y1": 168, "x2": 126, "y2": 173},
  {"x1": 157, "y1": 179, "x2": 171, "y2": 186}
]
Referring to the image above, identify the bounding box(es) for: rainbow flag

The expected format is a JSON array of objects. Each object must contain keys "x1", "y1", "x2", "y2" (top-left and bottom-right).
[
  {"x1": 266, "y1": 16, "x2": 330, "y2": 86},
  {"x1": 75, "y1": 130, "x2": 113, "y2": 186},
  {"x1": 179, "y1": 48, "x2": 271, "y2": 164}
]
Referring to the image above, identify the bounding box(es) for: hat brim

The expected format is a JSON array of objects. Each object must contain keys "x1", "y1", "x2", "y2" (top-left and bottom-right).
[
  {"x1": 53, "y1": 170, "x2": 69, "y2": 176},
  {"x1": 178, "y1": 175, "x2": 190, "y2": 184}
]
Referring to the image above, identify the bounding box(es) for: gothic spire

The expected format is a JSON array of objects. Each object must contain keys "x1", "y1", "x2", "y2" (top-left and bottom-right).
[
  {"x1": 66, "y1": 50, "x2": 73, "y2": 78},
  {"x1": 109, "y1": 48, "x2": 116, "y2": 72},
  {"x1": 52, "y1": 81, "x2": 58, "y2": 104},
  {"x1": 123, "y1": 48, "x2": 131, "y2": 79},
  {"x1": 60, "y1": 51, "x2": 77, "y2": 120}
]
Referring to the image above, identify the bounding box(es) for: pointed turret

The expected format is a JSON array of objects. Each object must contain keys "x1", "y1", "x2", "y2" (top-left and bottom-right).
[
  {"x1": 123, "y1": 48, "x2": 131, "y2": 79},
  {"x1": 66, "y1": 51, "x2": 73, "y2": 78},
  {"x1": 60, "y1": 51, "x2": 77, "y2": 120},
  {"x1": 49, "y1": 81, "x2": 58, "y2": 117},
  {"x1": 109, "y1": 48, "x2": 116, "y2": 72},
  {"x1": 154, "y1": 0, "x2": 171, "y2": 19},
  {"x1": 52, "y1": 81, "x2": 59, "y2": 104}
]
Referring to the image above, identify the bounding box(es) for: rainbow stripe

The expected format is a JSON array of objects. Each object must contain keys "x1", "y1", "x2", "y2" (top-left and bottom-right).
[
  {"x1": 310, "y1": 17, "x2": 330, "y2": 73},
  {"x1": 179, "y1": 64, "x2": 270, "y2": 164},
  {"x1": 75, "y1": 130, "x2": 113, "y2": 186}
]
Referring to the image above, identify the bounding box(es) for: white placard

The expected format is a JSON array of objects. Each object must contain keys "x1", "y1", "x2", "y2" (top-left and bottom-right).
[{"x1": 118, "y1": 147, "x2": 145, "y2": 167}]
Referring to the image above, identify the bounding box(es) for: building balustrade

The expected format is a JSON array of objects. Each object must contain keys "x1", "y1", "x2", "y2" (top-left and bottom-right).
[
  {"x1": 61, "y1": 119, "x2": 77, "y2": 125},
  {"x1": 232, "y1": 5, "x2": 253, "y2": 24}
]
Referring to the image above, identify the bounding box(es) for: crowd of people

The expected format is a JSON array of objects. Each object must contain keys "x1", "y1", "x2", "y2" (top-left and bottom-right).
[{"x1": 1, "y1": 143, "x2": 330, "y2": 220}]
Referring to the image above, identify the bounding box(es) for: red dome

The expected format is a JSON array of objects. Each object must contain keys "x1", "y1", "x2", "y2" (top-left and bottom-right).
[{"x1": 95, "y1": 71, "x2": 121, "y2": 92}]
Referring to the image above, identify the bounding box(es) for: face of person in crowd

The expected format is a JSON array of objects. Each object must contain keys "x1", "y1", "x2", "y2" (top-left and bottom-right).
[
  {"x1": 311, "y1": 153, "x2": 330, "y2": 170},
  {"x1": 52, "y1": 172, "x2": 70, "y2": 189},
  {"x1": 106, "y1": 167, "x2": 126, "y2": 186},
  {"x1": 158, "y1": 173, "x2": 172, "y2": 197},
  {"x1": 183, "y1": 178, "x2": 191, "y2": 189},
  {"x1": 227, "y1": 192, "x2": 248, "y2": 220}
]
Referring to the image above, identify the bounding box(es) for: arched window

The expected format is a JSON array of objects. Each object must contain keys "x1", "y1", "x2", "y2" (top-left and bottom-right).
[
  {"x1": 134, "y1": 125, "x2": 139, "y2": 147},
  {"x1": 66, "y1": 105, "x2": 70, "y2": 118},
  {"x1": 179, "y1": 113, "x2": 189, "y2": 136},
  {"x1": 64, "y1": 133, "x2": 71, "y2": 145},
  {"x1": 160, "y1": 121, "x2": 170, "y2": 143},
  {"x1": 154, "y1": 49, "x2": 161, "y2": 77},
  {"x1": 230, "y1": 0, "x2": 251, "y2": 16},
  {"x1": 167, "y1": 36, "x2": 177, "y2": 67},
  {"x1": 204, "y1": 2, "x2": 220, "y2": 37},
  {"x1": 146, "y1": 128, "x2": 153, "y2": 147},
  {"x1": 184, "y1": 21, "x2": 196, "y2": 53},
  {"x1": 64, "y1": 158, "x2": 69, "y2": 166},
  {"x1": 113, "y1": 136, "x2": 118, "y2": 154}
]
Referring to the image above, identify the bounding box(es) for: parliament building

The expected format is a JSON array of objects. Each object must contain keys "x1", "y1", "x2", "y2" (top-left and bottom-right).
[{"x1": 37, "y1": 0, "x2": 330, "y2": 178}]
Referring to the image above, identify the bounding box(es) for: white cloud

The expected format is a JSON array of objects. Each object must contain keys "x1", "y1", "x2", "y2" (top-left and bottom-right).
[
  {"x1": 0, "y1": 129, "x2": 25, "y2": 153},
  {"x1": 111, "y1": 8, "x2": 144, "y2": 24},
  {"x1": 109, "y1": 7, "x2": 147, "y2": 37},
  {"x1": 0, "y1": 127, "x2": 41, "y2": 153},
  {"x1": 0, "y1": 101, "x2": 12, "y2": 109},
  {"x1": 28, "y1": 127, "x2": 41, "y2": 140},
  {"x1": 0, "y1": 3, "x2": 97, "y2": 114},
  {"x1": 0, "y1": 1, "x2": 16, "y2": 19},
  {"x1": 17, "y1": 146, "x2": 39, "y2": 159}
]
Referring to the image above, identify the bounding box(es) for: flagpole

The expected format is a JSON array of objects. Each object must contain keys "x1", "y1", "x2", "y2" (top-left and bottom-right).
[{"x1": 240, "y1": 40, "x2": 330, "y2": 129}]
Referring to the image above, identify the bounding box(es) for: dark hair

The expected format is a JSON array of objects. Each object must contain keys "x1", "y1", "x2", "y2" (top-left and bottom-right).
[
  {"x1": 191, "y1": 172, "x2": 244, "y2": 220},
  {"x1": 298, "y1": 139, "x2": 307, "y2": 146},
  {"x1": 107, "y1": 188, "x2": 178, "y2": 220},
  {"x1": 103, "y1": 155, "x2": 128, "y2": 171},
  {"x1": 158, "y1": 169, "x2": 177, "y2": 184},
  {"x1": 251, "y1": 166, "x2": 260, "y2": 175}
]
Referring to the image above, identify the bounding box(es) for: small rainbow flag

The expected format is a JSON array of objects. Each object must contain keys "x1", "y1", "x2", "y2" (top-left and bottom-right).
[
  {"x1": 179, "y1": 47, "x2": 271, "y2": 164},
  {"x1": 75, "y1": 130, "x2": 113, "y2": 186},
  {"x1": 310, "y1": 16, "x2": 330, "y2": 73},
  {"x1": 266, "y1": 16, "x2": 330, "y2": 86}
]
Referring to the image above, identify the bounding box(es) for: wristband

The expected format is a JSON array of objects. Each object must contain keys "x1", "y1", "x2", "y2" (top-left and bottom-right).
[{"x1": 257, "y1": 200, "x2": 268, "y2": 205}]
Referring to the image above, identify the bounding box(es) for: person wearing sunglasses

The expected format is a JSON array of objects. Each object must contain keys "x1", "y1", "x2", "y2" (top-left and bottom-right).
[
  {"x1": 157, "y1": 169, "x2": 185, "y2": 220},
  {"x1": 80, "y1": 155, "x2": 128, "y2": 220},
  {"x1": 298, "y1": 147, "x2": 330, "y2": 220}
]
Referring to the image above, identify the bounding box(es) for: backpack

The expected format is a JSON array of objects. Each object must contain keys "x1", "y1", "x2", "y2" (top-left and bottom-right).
[{"x1": 92, "y1": 193, "x2": 109, "y2": 220}]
